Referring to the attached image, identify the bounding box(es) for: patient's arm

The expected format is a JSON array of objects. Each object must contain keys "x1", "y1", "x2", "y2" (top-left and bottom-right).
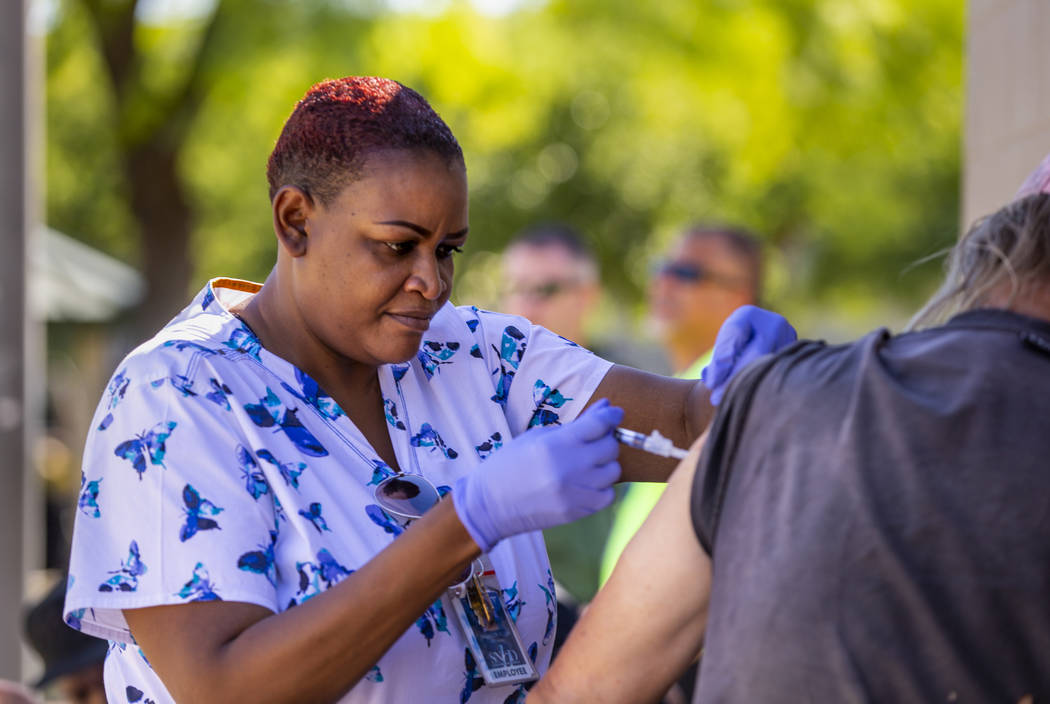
[{"x1": 528, "y1": 433, "x2": 713, "y2": 704}]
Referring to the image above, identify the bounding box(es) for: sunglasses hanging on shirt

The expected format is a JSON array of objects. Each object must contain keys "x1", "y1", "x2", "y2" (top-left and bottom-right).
[{"x1": 372, "y1": 473, "x2": 538, "y2": 687}]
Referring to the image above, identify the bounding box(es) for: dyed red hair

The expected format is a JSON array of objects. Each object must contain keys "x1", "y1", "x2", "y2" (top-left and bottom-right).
[{"x1": 266, "y1": 76, "x2": 463, "y2": 204}]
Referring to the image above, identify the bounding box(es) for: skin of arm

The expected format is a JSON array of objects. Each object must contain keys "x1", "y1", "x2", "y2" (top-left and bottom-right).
[
  {"x1": 527, "y1": 433, "x2": 713, "y2": 704},
  {"x1": 124, "y1": 498, "x2": 480, "y2": 704},
  {"x1": 591, "y1": 364, "x2": 712, "y2": 482}
]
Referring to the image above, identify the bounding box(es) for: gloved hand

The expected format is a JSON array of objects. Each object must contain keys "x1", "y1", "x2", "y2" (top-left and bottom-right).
[
  {"x1": 701, "y1": 304, "x2": 797, "y2": 405},
  {"x1": 453, "y1": 399, "x2": 623, "y2": 553}
]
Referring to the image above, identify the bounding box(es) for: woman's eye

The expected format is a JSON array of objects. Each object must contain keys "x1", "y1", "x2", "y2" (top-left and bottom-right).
[
  {"x1": 437, "y1": 244, "x2": 464, "y2": 259},
  {"x1": 385, "y1": 241, "x2": 414, "y2": 255}
]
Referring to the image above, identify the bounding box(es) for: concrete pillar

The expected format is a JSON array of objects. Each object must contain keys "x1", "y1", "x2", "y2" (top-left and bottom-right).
[
  {"x1": 0, "y1": 0, "x2": 36, "y2": 682},
  {"x1": 965, "y1": 0, "x2": 1050, "y2": 224}
]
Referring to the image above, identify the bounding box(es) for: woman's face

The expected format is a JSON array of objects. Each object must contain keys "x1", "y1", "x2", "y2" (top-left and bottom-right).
[{"x1": 288, "y1": 148, "x2": 469, "y2": 368}]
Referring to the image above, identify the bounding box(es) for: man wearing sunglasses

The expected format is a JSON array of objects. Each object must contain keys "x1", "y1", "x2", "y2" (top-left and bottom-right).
[{"x1": 603, "y1": 224, "x2": 764, "y2": 581}]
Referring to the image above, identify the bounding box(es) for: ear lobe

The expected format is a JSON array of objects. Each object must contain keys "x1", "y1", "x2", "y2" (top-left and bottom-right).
[{"x1": 272, "y1": 186, "x2": 314, "y2": 258}]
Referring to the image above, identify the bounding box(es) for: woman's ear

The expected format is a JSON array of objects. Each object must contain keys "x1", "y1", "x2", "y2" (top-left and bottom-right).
[{"x1": 272, "y1": 186, "x2": 314, "y2": 258}]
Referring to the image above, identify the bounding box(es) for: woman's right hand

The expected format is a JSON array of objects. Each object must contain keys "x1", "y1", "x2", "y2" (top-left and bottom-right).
[{"x1": 452, "y1": 399, "x2": 624, "y2": 552}]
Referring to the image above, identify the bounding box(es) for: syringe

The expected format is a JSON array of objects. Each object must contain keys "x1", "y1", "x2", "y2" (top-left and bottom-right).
[{"x1": 613, "y1": 427, "x2": 689, "y2": 460}]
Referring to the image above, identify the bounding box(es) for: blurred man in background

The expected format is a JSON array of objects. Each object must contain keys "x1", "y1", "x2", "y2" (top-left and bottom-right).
[
  {"x1": 24, "y1": 577, "x2": 107, "y2": 704},
  {"x1": 603, "y1": 223, "x2": 763, "y2": 580},
  {"x1": 599, "y1": 223, "x2": 763, "y2": 703},
  {"x1": 501, "y1": 222, "x2": 601, "y2": 348}
]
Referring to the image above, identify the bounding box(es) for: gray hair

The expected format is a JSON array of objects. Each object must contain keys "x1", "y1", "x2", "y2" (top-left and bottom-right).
[{"x1": 908, "y1": 193, "x2": 1050, "y2": 329}]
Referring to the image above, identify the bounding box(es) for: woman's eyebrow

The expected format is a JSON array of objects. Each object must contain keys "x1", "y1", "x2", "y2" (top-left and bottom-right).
[{"x1": 374, "y1": 220, "x2": 469, "y2": 239}]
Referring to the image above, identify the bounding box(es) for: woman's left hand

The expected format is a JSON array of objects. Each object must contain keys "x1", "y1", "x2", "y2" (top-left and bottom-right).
[{"x1": 452, "y1": 399, "x2": 624, "y2": 552}]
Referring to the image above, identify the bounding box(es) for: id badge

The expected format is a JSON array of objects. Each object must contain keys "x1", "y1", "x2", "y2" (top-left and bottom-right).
[{"x1": 447, "y1": 561, "x2": 538, "y2": 687}]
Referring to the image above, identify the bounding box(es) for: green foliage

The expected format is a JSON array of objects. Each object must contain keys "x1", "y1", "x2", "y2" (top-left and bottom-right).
[{"x1": 43, "y1": 0, "x2": 963, "y2": 336}]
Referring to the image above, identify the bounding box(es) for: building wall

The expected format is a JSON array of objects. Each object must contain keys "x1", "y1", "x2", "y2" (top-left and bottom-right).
[{"x1": 966, "y1": 0, "x2": 1050, "y2": 226}]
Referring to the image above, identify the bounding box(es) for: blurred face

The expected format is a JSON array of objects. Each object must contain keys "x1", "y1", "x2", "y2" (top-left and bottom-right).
[
  {"x1": 648, "y1": 233, "x2": 754, "y2": 359},
  {"x1": 287, "y1": 148, "x2": 469, "y2": 367},
  {"x1": 56, "y1": 664, "x2": 106, "y2": 704},
  {"x1": 501, "y1": 243, "x2": 598, "y2": 344}
]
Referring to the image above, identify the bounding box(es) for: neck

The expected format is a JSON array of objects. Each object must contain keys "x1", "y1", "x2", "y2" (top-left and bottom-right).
[{"x1": 234, "y1": 269, "x2": 380, "y2": 393}]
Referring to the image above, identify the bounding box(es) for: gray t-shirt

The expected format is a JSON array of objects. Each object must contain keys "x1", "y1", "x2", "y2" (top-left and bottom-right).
[{"x1": 691, "y1": 309, "x2": 1050, "y2": 703}]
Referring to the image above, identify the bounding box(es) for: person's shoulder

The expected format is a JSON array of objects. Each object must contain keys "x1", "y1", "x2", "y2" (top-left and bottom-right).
[{"x1": 114, "y1": 302, "x2": 249, "y2": 389}]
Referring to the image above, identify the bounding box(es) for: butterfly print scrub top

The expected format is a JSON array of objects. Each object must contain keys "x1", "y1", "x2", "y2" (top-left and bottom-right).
[{"x1": 65, "y1": 278, "x2": 612, "y2": 704}]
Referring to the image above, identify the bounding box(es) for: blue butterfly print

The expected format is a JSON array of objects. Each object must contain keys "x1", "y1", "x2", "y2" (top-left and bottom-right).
[
  {"x1": 416, "y1": 598, "x2": 449, "y2": 646},
  {"x1": 223, "y1": 326, "x2": 262, "y2": 360},
  {"x1": 490, "y1": 326, "x2": 526, "y2": 406},
  {"x1": 417, "y1": 340, "x2": 461, "y2": 380},
  {"x1": 201, "y1": 286, "x2": 215, "y2": 311},
  {"x1": 180, "y1": 484, "x2": 224, "y2": 542},
  {"x1": 470, "y1": 343, "x2": 482, "y2": 359},
  {"x1": 315, "y1": 548, "x2": 351, "y2": 585},
  {"x1": 527, "y1": 379, "x2": 572, "y2": 428},
  {"x1": 383, "y1": 399, "x2": 406, "y2": 430},
  {"x1": 97, "y1": 368, "x2": 130, "y2": 430},
  {"x1": 125, "y1": 685, "x2": 157, "y2": 704},
  {"x1": 466, "y1": 316, "x2": 480, "y2": 333},
  {"x1": 474, "y1": 431, "x2": 503, "y2": 460},
  {"x1": 162, "y1": 339, "x2": 224, "y2": 357},
  {"x1": 410, "y1": 422, "x2": 459, "y2": 459},
  {"x1": 167, "y1": 375, "x2": 197, "y2": 397},
  {"x1": 99, "y1": 540, "x2": 147, "y2": 592},
  {"x1": 237, "y1": 530, "x2": 278, "y2": 586},
  {"x1": 64, "y1": 607, "x2": 86, "y2": 630},
  {"x1": 78, "y1": 472, "x2": 102, "y2": 518},
  {"x1": 367, "y1": 460, "x2": 396, "y2": 486},
  {"x1": 436, "y1": 484, "x2": 452, "y2": 498},
  {"x1": 366, "y1": 504, "x2": 404, "y2": 537},
  {"x1": 502, "y1": 581, "x2": 524, "y2": 623},
  {"x1": 294, "y1": 548, "x2": 352, "y2": 602},
  {"x1": 391, "y1": 364, "x2": 410, "y2": 383},
  {"x1": 365, "y1": 666, "x2": 383, "y2": 683},
  {"x1": 177, "y1": 562, "x2": 221, "y2": 601},
  {"x1": 245, "y1": 391, "x2": 328, "y2": 457},
  {"x1": 237, "y1": 445, "x2": 270, "y2": 500},
  {"x1": 539, "y1": 570, "x2": 557, "y2": 644},
  {"x1": 114, "y1": 421, "x2": 177, "y2": 480},
  {"x1": 281, "y1": 368, "x2": 344, "y2": 421},
  {"x1": 205, "y1": 378, "x2": 233, "y2": 410},
  {"x1": 297, "y1": 502, "x2": 330, "y2": 533},
  {"x1": 256, "y1": 448, "x2": 306, "y2": 489},
  {"x1": 501, "y1": 644, "x2": 539, "y2": 704},
  {"x1": 271, "y1": 492, "x2": 289, "y2": 524},
  {"x1": 461, "y1": 648, "x2": 484, "y2": 703}
]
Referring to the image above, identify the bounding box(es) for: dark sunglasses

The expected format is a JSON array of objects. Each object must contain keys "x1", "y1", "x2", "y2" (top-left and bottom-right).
[
  {"x1": 652, "y1": 260, "x2": 746, "y2": 289},
  {"x1": 505, "y1": 279, "x2": 580, "y2": 301},
  {"x1": 373, "y1": 474, "x2": 494, "y2": 625}
]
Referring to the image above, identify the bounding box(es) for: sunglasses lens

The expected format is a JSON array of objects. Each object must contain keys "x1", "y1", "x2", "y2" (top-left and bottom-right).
[
  {"x1": 375, "y1": 476, "x2": 441, "y2": 520},
  {"x1": 657, "y1": 262, "x2": 703, "y2": 282}
]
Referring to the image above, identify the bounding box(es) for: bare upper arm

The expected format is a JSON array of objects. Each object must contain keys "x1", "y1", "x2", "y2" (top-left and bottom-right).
[
  {"x1": 124, "y1": 601, "x2": 273, "y2": 701},
  {"x1": 590, "y1": 364, "x2": 713, "y2": 482},
  {"x1": 529, "y1": 432, "x2": 713, "y2": 704}
]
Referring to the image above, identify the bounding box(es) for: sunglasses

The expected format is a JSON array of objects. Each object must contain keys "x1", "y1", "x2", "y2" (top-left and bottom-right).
[
  {"x1": 652, "y1": 260, "x2": 746, "y2": 289},
  {"x1": 373, "y1": 474, "x2": 494, "y2": 625},
  {"x1": 504, "y1": 278, "x2": 580, "y2": 301}
]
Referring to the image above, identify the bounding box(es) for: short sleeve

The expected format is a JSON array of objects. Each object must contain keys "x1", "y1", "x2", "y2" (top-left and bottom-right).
[
  {"x1": 690, "y1": 345, "x2": 803, "y2": 556},
  {"x1": 470, "y1": 308, "x2": 613, "y2": 435},
  {"x1": 65, "y1": 372, "x2": 280, "y2": 644}
]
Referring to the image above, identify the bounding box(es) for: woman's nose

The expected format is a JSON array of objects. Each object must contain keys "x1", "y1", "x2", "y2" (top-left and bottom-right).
[{"x1": 406, "y1": 252, "x2": 445, "y2": 300}]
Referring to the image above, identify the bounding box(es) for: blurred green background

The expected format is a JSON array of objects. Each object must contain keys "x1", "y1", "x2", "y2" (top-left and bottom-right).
[{"x1": 39, "y1": 0, "x2": 964, "y2": 343}]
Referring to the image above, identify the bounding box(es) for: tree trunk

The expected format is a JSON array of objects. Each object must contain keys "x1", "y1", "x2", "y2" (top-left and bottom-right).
[{"x1": 127, "y1": 142, "x2": 193, "y2": 337}]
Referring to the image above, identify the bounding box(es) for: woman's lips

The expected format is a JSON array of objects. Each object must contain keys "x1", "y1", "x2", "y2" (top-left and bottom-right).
[{"x1": 387, "y1": 312, "x2": 432, "y2": 332}]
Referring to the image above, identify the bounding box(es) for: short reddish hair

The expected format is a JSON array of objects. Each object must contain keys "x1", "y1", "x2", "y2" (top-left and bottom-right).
[{"x1": 266, "y1": 76, "x2": 463, "y2": 204}]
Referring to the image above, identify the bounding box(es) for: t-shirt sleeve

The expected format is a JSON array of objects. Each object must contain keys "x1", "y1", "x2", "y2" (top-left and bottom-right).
[
  {"x1": 65, "y1": 371, "x2": 281, "y2": 644},
  {"x1": 690, "y1": 347, "x2": 795, "y2": 556},
  {"x1": 471, "y1": 308, "x2": 614, "y2": 436}
]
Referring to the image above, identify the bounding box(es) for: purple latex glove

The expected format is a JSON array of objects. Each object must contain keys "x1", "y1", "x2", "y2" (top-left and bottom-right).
[
  {"x1": 453, "y1": 399, "x2": 623, "y2": 553},
  {"x1": 701, "y1": 304, "x2": 797, "y2": 405}
]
